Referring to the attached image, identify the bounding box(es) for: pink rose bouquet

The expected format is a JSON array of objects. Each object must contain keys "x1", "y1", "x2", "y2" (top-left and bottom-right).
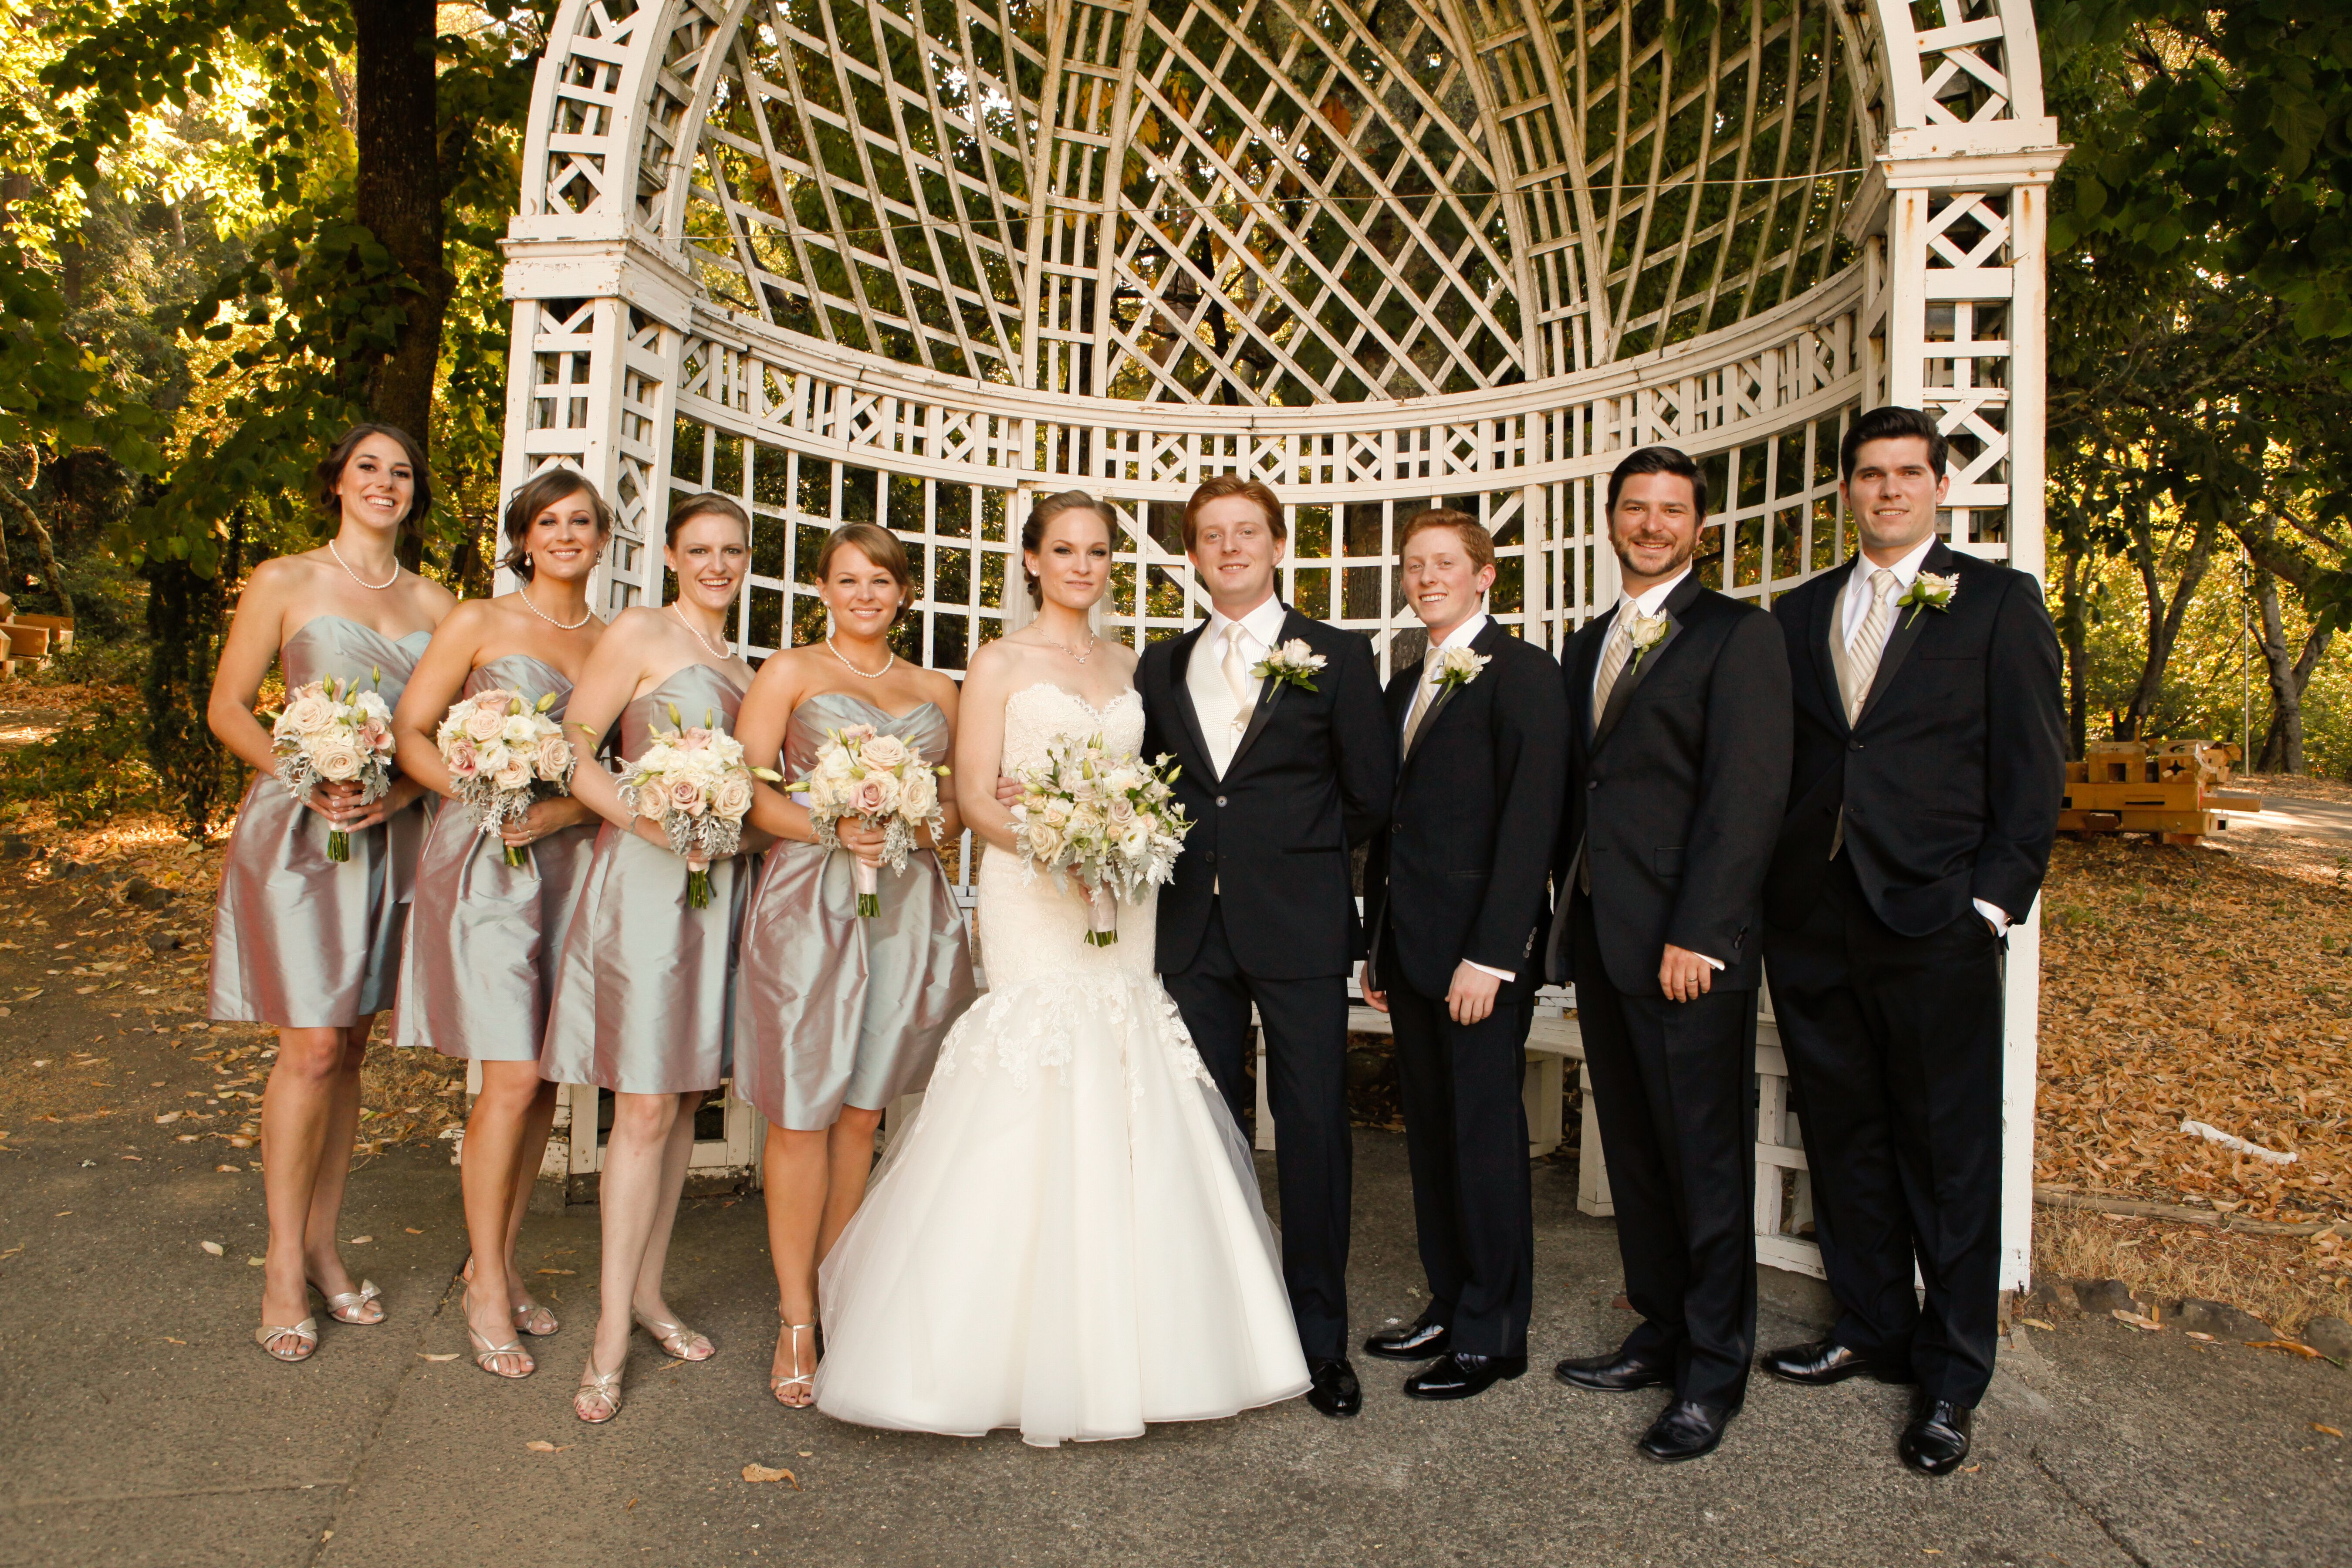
[
  {"x1": 1010, "y1": 734, "x2": 1190, "y2": 946},
  {"x1": 787, "y1": 721, "x2": 948, "y2": 916},
  {"x1": 607, "y1": 703, "x2": 779, "y2": 909},
  {"x1": 265, "y1": 669, "x2": 396, "y2": 862},
  {"x1": 433, "y1": 687, "x2": 574, "y2": 868}
]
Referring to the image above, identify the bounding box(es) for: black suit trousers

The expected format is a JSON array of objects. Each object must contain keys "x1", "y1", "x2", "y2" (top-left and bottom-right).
[
  {"x1": 1569, "y1": 896, "x2": 1757, "y2": 1409},
  {"x1": 1765, "y1": 854, "x2": 2006, "y2": 1406},
  {"x1": 1159, "y1": 899, "x2": 1352, "y2": 1360},
  {"x1": 1381, "y1": 931, "x2": 1535, "y2": 1358}
]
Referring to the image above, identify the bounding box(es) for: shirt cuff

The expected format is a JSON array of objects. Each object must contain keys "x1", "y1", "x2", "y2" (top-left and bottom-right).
[
  {"x1": 1973, "y1": 898, "x2": 2009, "y2": 934},
  {"x1": 1465, "y1": 960, "x2": 1515, "y2": 983},
  {"x1": 1694, "y1": 953, "x2": 1724, "y2": 971}
]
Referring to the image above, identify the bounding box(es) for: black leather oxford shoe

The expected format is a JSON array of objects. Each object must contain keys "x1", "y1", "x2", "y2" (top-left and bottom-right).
[
  {"x1": 1637, "y1": 1399, "x2": 1736, "y2": 1463},
  {"x1": 1402, "y1": 1351, "x2": 1527, "y2": 1401},
  {"x1": 1552, "y1": 1348, "x2": 1672, "y2": 1392},
  {"x1": 1759, "y1": 1337, "x2": 1916, "y2": 1387},
  {"x1": 1898, "y1": 1397, "x2": 1973, "y2": 1475},
  {"x1": 1363, "y1": 1313, "x2": 1451, "y2": 1362},
  {"x1": 1306, "y1": 1357, "x2": 1362, "y2": 1419}
]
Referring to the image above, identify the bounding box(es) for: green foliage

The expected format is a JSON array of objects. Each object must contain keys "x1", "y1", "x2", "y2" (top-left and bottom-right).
[
  {"x1": 0, "y1": 701, "x2": 157, "y2": 828},
  {"x1": 142, "y1": 551, "x2": 243, "y2": 840}
]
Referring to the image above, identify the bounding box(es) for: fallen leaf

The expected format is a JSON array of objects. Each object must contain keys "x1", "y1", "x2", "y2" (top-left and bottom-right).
[
  {"x1": 537, "y1": 1267, "x2": 576, "y2": 1275},
  {"x1": 797, "y1": 1451, "x2": 811, "y2": 1458},
  {"x1": 154, "y1": 1112, "x2": 181, "y2": 1125},
  {"x1": 2112, "y1": 1309, "x2": 2163, "y2": 1331},
  {"x1": 216, "y1": 1164, "x2": 240, "y2": 1173},
  {"x1": 405, "y1": 1227, "x2": 424, "y2": 1234},
  {"x1": 348, "y1": 1236, "x2": 374, "y2": 1245},
  {"x1": 1958, "y1": 1464, "x2": 1981, "y2": 1473},
  {"x1": 740, "y1": 1463, "x2": 799, "y2": 1488},
  {"x1": 525, "y1": 1440, "x2": 572, "y2": 1453},
  {"x1": 419, "y1": 1352, "x2": 460, "y2": 1362},
  {"x1": 247, "y1": 1257, "x2": 264, "y2": 1266},
  {"x1": 2020, "y1": 1317, "x2": 2057, "y2": 1331},
  {"x1": 2315, "y1": 1424, "x2": 2345, "y2": 1437},
  {"x1": 625, "y1": 1499, "x2": 637, "y2": 1511},
  {"x1": 162, "y1": 1337, "x2": 186, "y2": 1345},
  {"x1": 2247, "y1": 1340, "x2": 2323, "y2": 1358},
  {"x1": 199, "y1": 1240, "x2": 224, "y2": 1256},
  {"x1": 2186, "y1": 1331, "x2": 2217, "y2": 1342}
]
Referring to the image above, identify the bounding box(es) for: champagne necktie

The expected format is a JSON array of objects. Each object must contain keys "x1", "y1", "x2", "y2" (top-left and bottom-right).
[
  {"x1": 1842, "y1": 567, "x2": 1900, "y2": 723},
  {"x1": 1403, "y1": 660, "x2": 1439, "y2": 752},
  {"x1": 1221, "y1": 624, "x2": 1255, "y2": 730},
  {"x1": 1589, "y1": 610, "x2": 1637, "y2": 730}
]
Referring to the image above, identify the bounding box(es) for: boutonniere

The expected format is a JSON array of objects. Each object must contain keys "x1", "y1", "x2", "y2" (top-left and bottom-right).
[
  {"x1": 1897, "y1": 571, "x2": 1959, "y2": 627},
  {"x1": 1251, "y1": 638, "x2": 1327, "y2": 692},
  {"x1": 1627, "y1": 609, "x2": 1672, "y2": 659},
  {"x1": 1432, "y1": 645, "x2": 1491, "y2": 691}
]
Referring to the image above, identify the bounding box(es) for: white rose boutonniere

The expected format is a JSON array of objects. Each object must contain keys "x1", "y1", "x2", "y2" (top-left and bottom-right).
[
  {"x1": 1898, "y1": 570, "x2": 1959, "y2": 628},
  {"x1": 1433, "y1": 645, "x2": 1491, "y2": 691},
  {"x1": 1627, "y1": 609, "x2": 1672, "y2": 660},
  {"x1": 1252, "y1": 637, "x2": 1328, "y2": 692}
]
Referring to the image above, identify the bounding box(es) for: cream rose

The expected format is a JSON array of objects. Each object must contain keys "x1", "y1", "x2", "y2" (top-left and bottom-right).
[
  {"x1": 848, "y1": 777, "x2": 887, "y2": 818},
  {"x1": 633, "y1": 784, "x2": 668, "y2": 820},
  {"x1": 311, "y1": 739, "x2": 363, "y2": 782},
  {"x1": 1024, "y1": 820, "x2": 1064, "y2": 862},
  {"x1": 858, "y1": 733, "x2": 911, "y2": 771},
  {"x1": 712, "y1": 774, "x2": 754, "y2": 821},
  {"x1": 899, "y1": 768, "x2": 938, "y2": 818},
  {"x1": 668, "y1": 778, "x2": 706, "y2": 817},
  {"x1": 534, "y1": 732, "x2": 573, "y2": 781},
  {"x1": 283, "y1": 694, "x2": 336, "y2": 736},
  {"x1": 493, "y1": 759, "x2": 533, "y2": 792},
  {"x1": 462, "y1": 702, "x2": 507, "y2": 742},
  {"x1": 444, "y1": 737, "x2": 480, "y2": 776}
]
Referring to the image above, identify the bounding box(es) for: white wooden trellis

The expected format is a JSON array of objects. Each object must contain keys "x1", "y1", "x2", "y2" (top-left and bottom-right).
[{"x1": 498, "y1": 0, "x2": 2062, "y2": 1291}]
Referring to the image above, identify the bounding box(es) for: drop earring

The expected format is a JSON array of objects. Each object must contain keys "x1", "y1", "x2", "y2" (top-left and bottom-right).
[{"x1": 522, "y1": 553, "x2": 533, "y2": 568}]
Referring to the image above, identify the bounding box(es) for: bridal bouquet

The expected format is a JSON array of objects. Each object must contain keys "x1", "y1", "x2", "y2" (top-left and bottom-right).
[
  {"x1": 607, "y1": 704, "x2": 780, "y2": 909},
  {"x1": 267, "y1": 670, "x2": 396, "y2": 863},
  {"x1": 787, "y1": 723, "x2": 948, "y2": 917},
  {"x1": 1011, "y1": 736, "x2": 1191, "y2": 946},
  {"x1": 435, "y1": 688, "x2": 575, "y2": 868}
]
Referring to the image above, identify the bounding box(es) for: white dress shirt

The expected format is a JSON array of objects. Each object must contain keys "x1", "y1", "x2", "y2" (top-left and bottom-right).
[
  {"x1": 1188, "y1": 594, "x2": 1288, "y2": 779},
  {"x1": 1838, "y1": 538, "x2": 2009, "y2": 935},
  {"x1": 1591, "y1": 565, "x2": 1692, "y2": 706},
  {"x1": 1401, "y1": 612, "x2": 1515, "y2": 983}
]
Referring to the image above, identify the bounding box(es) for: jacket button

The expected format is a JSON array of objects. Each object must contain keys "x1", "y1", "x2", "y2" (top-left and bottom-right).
[
  {"x1": 1204, "y1": 851, "x2": 1217, "y2": 864},
  {"x1": 1216, "y1": 795, "x2": 1227, "y2": 807},
  {"x1": 1587, "y1": 780, "x2": 1598, "y2": 790},
  {"x1": 1392, "y1": 822, "x2": 1402, "y2": 834},
  {"x1": 1849, "y1": 741, "x2": 1864, "y2": 752}
]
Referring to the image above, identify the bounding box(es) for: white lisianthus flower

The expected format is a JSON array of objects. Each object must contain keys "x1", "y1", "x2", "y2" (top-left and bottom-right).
[{"x1": 501, "y1": 714, "x2": 537, "y2": 747}]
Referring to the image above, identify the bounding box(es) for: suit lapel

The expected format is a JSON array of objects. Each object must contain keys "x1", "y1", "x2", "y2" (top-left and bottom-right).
[
  {"x1": 1811, "y1": 559, "x2": 1855, "y2": 733},
  {"x1": 1164, "y1": 623, "x2": 1219, "y2": 781},
  {"x1": 1591, "y1": 573, "x2": 1702, "y2": 751},
  {"x1": 1854, "y1": 542, "x2": 1951, "y2": 726},
  {"x1": 1223, "y1": 608, "x2": 1303, "y2": 774},
  {"x1": 1402, "y1": 618, "x2": 1506, "y2": 776},
  {"x1": 1568, "y1": 620, "x2": 1607, "y2": 742}
]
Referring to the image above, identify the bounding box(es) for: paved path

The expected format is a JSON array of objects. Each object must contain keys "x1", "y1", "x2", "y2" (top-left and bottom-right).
[
  {"x1": 2225, "y1": 793, "x2": 2352, "y2": 844},
  {"x1": 2, "y1": 982, "x2": 2347, "y2": 1565}
]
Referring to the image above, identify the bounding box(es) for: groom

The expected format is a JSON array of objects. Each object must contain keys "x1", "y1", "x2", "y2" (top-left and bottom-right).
[{"x1": 1142, "y1": 475, "x2": 1395, "y2": 1419}]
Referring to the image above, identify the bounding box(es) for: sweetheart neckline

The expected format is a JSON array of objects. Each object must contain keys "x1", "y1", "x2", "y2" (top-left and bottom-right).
[
  {"x1": 284, "y1": 612, "x2": 435, "y2": 650},
  {"x1": 799, "y1": 689, "x2": 945, "y2": 724},
  {"x1": 1007, "y1": 682, "x2": 1142, "y2": 719}
]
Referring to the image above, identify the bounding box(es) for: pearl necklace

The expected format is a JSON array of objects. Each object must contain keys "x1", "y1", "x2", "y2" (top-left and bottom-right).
[
  {"x1": 1039, "y1": 629, "x2": 1098, "y2": 664},
  {"x1": 825, "y1": 636, "x2": 895, "y2": 679},
  {"x1": 517, "y1": 585, "x2": 594, "y2": 631},
  {"x1": 670, "y1": 603, "x2": 733, "y2": 660},
  {"x1": 328, "y1": 538, "x2": 399, "y2": 591}
]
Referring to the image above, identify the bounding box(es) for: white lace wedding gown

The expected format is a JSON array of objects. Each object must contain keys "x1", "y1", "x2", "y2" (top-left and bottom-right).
[{"x1": 813, "y1": 683, "x2": 1309, "y2": 1445}]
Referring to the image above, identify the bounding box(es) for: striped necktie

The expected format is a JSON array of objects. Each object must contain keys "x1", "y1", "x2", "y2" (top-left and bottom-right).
[{"x1": 1842, "y1": 567, "x2": 1900, "y2": 723}]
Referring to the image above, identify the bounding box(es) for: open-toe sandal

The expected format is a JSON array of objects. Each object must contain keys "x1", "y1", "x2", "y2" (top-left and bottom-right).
[{"x1": 770, "y1": 1320, "x2": 818, "y2": 1407}]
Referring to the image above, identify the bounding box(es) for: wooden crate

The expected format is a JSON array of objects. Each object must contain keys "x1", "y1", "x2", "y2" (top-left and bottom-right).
[
  {"x1": 2061, "y1": 740, "x2": 2255, "y2": 845},
  {"x1": 10, "y1": 615, "x2": 71, "y2": 652}
]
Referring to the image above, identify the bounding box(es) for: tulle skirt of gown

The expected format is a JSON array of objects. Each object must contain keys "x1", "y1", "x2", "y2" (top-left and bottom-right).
[{"x1": 814, "y1": 852, "x2": 1310, "y2": 1446}]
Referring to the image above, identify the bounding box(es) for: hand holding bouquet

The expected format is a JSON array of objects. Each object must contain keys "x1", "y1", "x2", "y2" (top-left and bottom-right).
[
  {"x1": 435, "y1": 688, "x2": 576, "y2": 868},
  {"x1": 1011, "y1": 735, "x2": 1190, "y2": 946},
  {"x1": 606, "y1": 703, "x2": 780, "y2": 909},
  {"x1": 267, "y1": 670, "x2": 396, "y2": 862},
  {"x1": 788, "y1": 722, "x2": 950, "y2": 916}
]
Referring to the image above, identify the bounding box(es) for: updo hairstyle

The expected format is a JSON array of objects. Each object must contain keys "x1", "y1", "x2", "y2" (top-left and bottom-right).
[
  {"x1": 815, "y1": 522, "x2": 916, "y2": 628},
  {"x1": 500, "y1": 468, "x2": 615, "y2": 580},
  {"x1": 1020, "y1": 490, "x2": 1114, "y2": 607},
  {"x1": 665, "y1": 490, "x2": 751, "y2": 546}
]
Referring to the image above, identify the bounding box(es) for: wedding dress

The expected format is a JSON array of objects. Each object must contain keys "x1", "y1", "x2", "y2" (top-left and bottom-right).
[{"x1": 813, "y1": 682, "x2": 1309, "y2": 1445}]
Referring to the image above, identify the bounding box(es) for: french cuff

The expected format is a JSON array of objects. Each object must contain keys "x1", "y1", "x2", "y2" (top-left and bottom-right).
[
  {"x1": 1973, "y1": 897, "x2": 2009, "y2": 935},
  {"x1": 1465, "y1": 960, "x2": 1515, "y2": 983}
]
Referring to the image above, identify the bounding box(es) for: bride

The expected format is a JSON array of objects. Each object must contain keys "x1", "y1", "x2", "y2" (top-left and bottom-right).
[{"x1": 813, "y1": 491, "x2": 1310, "y2": 1445}]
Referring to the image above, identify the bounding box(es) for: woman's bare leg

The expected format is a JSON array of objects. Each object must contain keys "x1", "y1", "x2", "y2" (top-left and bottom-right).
[
  {"x1": 258, "y1": 1023, "x2": 365, "y2": 1342},
  {"x1": 587, "y1": 1091, "x2": 684, "y2": 1377},
  {"x1": 815, "y1": 1105, "x2": 885, "y2": 1264},
  {"x1": 460, "y1": 1061, "x2": 547, "y2": 1372},
  {"x1": 630, "y1": 1090, "x2": 706, "y2": 1324},
  {"x1": 762, "y1": 1122, "x2": 830, "y2": 1404},
  {"x1": 297, "y1": 1014, "x2": 376, "y2": 1311}
]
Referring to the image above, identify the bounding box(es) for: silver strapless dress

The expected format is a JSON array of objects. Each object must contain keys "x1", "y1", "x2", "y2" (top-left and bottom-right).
[
  {"x1": 537, "y1": 663, "x2": 753, "y2": 1095},
  {"x1": 392, "y1": 655, "x2": 596, "y2": 1062},
  {"x1": 733, "y1": 691, "x2": 977, "y2": 1131},
  {"x1": 207, "y1": 615, "x2": 433, "y2": 1029}
]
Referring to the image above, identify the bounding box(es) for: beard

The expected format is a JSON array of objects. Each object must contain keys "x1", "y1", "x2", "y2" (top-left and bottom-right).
[{"x1": 1611, "y1": 530, "x2": 1695, "y2": 580}]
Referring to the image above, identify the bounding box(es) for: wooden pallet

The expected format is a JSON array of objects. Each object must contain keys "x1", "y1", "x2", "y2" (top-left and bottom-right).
[{"x1": 2061, "y1": 740, "x2": 2260, "y2": 846}]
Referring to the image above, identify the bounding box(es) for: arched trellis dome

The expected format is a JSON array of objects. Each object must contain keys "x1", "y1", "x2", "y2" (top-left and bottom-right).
[{"x1": 498, "y1": 0, "x2": 2061, "y2": 1279}]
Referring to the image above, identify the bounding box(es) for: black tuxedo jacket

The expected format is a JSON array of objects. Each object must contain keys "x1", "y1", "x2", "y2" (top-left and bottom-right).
[
  {"x1": 1363, "y1": 621, "x2": 1568, "y2": 1000},
  {"x1": 1141, "y1": 609, "x2": 1394, "y2": 980},
  {"x1": 1545, "y1": 574, "x2": 1791, "y2": 994},
  {"x1": 1764, "y1": 542, "x2": 2065, "y2": 938}
]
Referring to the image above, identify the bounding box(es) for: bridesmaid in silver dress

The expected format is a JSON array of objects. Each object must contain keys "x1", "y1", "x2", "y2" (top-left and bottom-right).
[
  {"x1": 389, "y1": 469, "x2": 613, "y2": 1379},
  {"x1": 733, "y1": 523, "x2": 976, "y2": 1407},
  {"x1": 540, "y1": 492, "x2": 764, "y2": 1424},
  {"x1": 206, "y1": 424, "x2": 457, "y2": 1362}
]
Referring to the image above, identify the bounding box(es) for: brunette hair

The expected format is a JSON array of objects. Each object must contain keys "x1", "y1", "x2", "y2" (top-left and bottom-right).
[
  {"x1": 1839, "y1": 405, "x2": 1950, "y2": 482},
  {"x1": 1605, "y1": 446, "x2": 1708, "y2": 520},
  {"x1": 315, "y1": 423, "x2": 432, "y2": 537},
  {"x1": 665, "y1": 490, "x2": 751, "y2": 547},
  {"x1": 500, "y1": 468, "x2": 614, "y2": 581},
  {"x1": 1399, "y1": 508, "x2": 1494, "y2": 573},
  {"x1": 1020, "y1": 490, "x2": 1113, "y2": 607},
  {"x1": 1180, "y1": 473, "x2": 1286, "y2": 554},
  {"x1": 816, "y1": 521, "x2": 916, "y2": 627}
]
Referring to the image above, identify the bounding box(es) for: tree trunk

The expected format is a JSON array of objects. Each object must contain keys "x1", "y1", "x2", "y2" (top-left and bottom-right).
[
  {"x1": 2121, "y1": 497, "x2": 2219, "y2": 740},
  {"x1": 2252, "y1": 561, "x2": 2331, "y2": 774},
  {"x1": 0, "y1": 448, "x2": 73, "y2": 621},
  {"x1": 351, "y1": 0, "x2": 448, "y2": 569},
  {"x1": 2057, "y1": 536, "x2": 2091, "y2": 758}
]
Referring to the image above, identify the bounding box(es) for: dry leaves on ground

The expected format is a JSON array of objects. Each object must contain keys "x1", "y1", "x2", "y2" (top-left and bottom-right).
[{"x1": 741, "y1": 1463, "x2": 799, "y2": 1487}]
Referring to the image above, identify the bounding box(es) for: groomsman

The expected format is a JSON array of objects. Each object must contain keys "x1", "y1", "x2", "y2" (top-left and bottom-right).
[
  {"x1": 1140, "y1": 475, "x2": 1395, "y2": 1419},
  {"x1": 1760, "y1": 406, "x2": 2063, "y2": 1475},
  {"x1": 1544, "y1": 447, "x2": 1791, "y2": 1461},
  {"x1": 1361, "y1": 509, "x2": 1567, "y2": 1401}
]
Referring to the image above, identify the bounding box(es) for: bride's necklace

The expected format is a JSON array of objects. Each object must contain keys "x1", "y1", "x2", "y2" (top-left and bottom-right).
[
  {"x1": 328, "y1": 538, "x2": 399, "y2": 591},
  {"x1": 825, "y1": 636, "x2": 894, "y2": 679},
  {"x1": 518, "y1": 584, "x2": 593, "y2": 631},
  {"x1": 671, "y1": 602, "x2": 732, "y2": 660},
  {"x1": 1037, "y1": 628, "x2": 1098, "y2": 665}
]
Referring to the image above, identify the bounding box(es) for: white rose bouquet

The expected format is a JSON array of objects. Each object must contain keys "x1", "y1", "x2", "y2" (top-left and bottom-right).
[
  {"x1": 1011, "y1": 734, "x2": 1191, "y2": 946},
  {"x1": 265, "y1": 669, "x2": 397, "y2": 863},
  {"x1": 434, "y1": 687, "x2": 576, "y2": 868},
  {"x1": 605, "y1": 703, "x2": 780, "y2": 909},
  {"x1": 787, "y1": 721, "x2": 949, "y2": 917}
]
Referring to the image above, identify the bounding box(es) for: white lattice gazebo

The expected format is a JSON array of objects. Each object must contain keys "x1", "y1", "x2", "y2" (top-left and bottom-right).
[{"x1": 497, "y1": 0, "x2": 2063, "y2": 1288}]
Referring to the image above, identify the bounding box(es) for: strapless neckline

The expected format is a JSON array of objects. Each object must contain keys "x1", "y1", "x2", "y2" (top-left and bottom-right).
[
  {"x1": 799, "y1": 689, "x2": 944, "y2": 725},
  {"x1": 1007, "y1": 683, "x2": 1141, "y2": 721},
  {"x1": 284, "y1": 613, "x2": 434, "y2": 654}
]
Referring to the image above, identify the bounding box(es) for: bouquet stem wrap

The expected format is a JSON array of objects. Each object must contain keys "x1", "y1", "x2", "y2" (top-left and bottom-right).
[
  {"x1": 1085, "y1": 882, "x2": 1120, "y2": 946},
  {"x1": 686, "y1": 858, "x2": 714, "y2": 910},
  {"x1": 853, "y1": 859, "x2": 882, "y2": 919}
]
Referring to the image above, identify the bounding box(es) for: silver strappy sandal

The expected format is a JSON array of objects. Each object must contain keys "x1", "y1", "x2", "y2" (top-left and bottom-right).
[
  {"x1": 313, "y1": 1278, "x2": 383, "y2": 1325},
  {"x1": 634, "y1": 1309, "x2": 714, "y2": 1361},
  {"x1": 254, "y1": 1317, "x2": 320, "y2": 1362}
]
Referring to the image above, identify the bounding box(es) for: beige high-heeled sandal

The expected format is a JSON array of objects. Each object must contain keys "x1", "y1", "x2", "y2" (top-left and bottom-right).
[
  {"x1": 311, "y1": 1278, "x2": 383, "y2": 1325},
  {"x1": 574, "y1": 1357, "x2": 625, "y2": 1423},
  {"x1": 770, "y1": 1320, "x2": 818, "y2": 1407},
  {"x1": 254, "y1": 1318, "x2": 320, "y2": 1363},
  {"x1": 633, "y1": 1309, "x2": 715, "y2": 1362},
  {"x1": 459, "y1": 1256, "x2": 558, "y2": 1336},
  {"x1": 469, "y1": 1325, "x2": 535, "y2": 1380}
]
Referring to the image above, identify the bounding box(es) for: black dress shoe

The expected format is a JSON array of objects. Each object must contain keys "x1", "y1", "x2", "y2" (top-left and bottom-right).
[
  {"x1": 1899, "y1": 1398, "x2": 1973, "y2": 1475},
  {"x1": 1402, "y1": 1352, "x2": 1527, "y2": 1401},
  {"x1": 1760, "y1": 1337, "x2": 1916, "y2": 1387},
  {"x1": 1638, "y1": 1399, "x2": 1736, "y2": 1463},
  {"x1": 1553, "y1": 1348, "x2": 1672, "y2": 1392},
  {"x1": 1363, "y1": 1314, "x2": 1451, "y2": 1362},
  {"x1": 1305, "y1": 1357, "x2": 1361, "y2": 1419}
]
